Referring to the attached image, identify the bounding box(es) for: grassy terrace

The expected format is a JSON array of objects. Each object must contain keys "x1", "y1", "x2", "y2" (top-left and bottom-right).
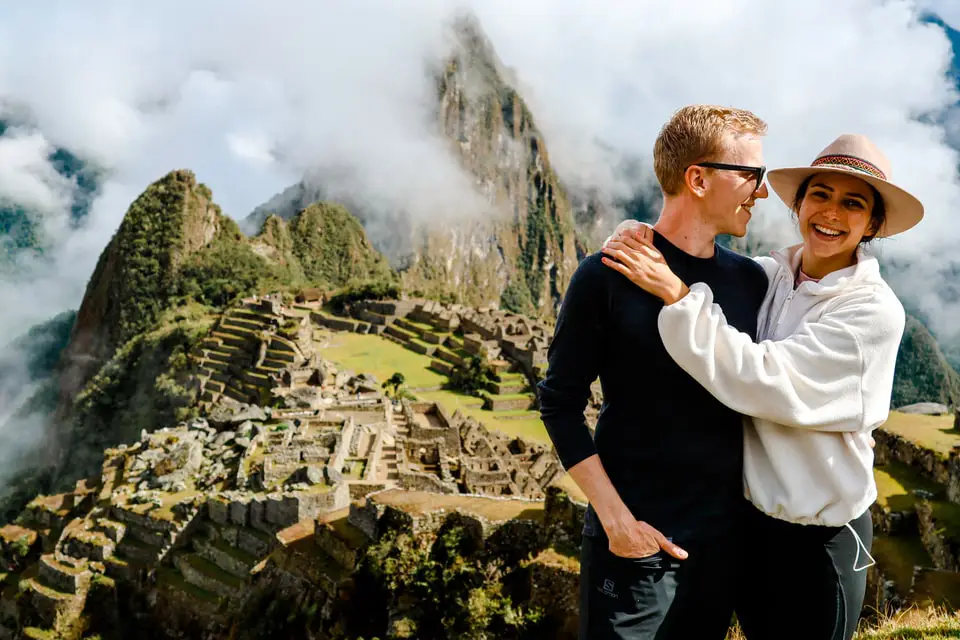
[
  {"x1": 320, "y1": 331, "x2": 447, "y2": 390},
  {"x1": 874, "y1": 461, "x2": 944, "y2": 512},
  {"x1": 180, "y1": 553, "x2": 245, "y2": 590},
  {"x1": 206, "y1": 536, "x2": 257, "y2": 568},
  {"x1": 156, "y1": 566, "x2": 222, "y2": 605},
  {"x1": 881, "y1": 411, "x2": 958, "y2": 459},
  {"x1": 371, "y1": 488, "x2": 545, "y2": 522},
  {"x1": 320, "y1": 331, "x2": 552, "y2": 439},
  {"x1": 315, "y1": 328, "x2": 587, "y2": 498},
  {"x1": 325, "y1": 513, "x2": 369, "y2": 550}
]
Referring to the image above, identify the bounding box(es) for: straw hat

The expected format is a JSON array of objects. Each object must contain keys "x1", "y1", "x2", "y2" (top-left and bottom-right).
[{"x1": 767, "y1": 134, "x2": 924, "y2": 237}]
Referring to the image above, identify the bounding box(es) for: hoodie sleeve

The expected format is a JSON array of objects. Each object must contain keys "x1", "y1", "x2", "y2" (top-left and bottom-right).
[{"x1": 657, "y1": 282, "x2": 905, "y2": 432}]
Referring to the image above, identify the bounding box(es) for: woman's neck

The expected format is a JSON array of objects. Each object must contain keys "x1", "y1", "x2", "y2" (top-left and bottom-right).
[{"x1": 799, "y1": 248, "x2": 858, "y2": 280}]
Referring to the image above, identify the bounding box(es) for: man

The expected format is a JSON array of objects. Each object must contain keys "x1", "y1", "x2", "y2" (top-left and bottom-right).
[{"x1": 537, "y1": 105, "x2": 770, "y2": 639}]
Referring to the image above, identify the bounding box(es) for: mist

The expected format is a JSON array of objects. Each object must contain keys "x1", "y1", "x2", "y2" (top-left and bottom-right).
[{"x1": 0, "y1": 1, "x2": 959, "y2": 381}]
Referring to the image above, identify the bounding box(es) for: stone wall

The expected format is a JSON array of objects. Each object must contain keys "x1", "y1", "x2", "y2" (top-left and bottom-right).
[
  {"x1": 916, "y1": 500, "x2": 960, "y2": 571},
  {"x1": 329, "y1": 419, "x2": 355, "y2": 474},
  {"x1": 398, "y1": 471, "x2": 459, "y2": 494},
  {"x1": 875, "y1": 430, "x2": 951, "y2": 487},
  {"x1": 543, "y1": 486, "x2": 588, "y2": 546},
  {"x1": 315, "y1": 525, "x2": 358, "y2": 571},
  {"x1": 347, "y1": 501, "x2": 381, "y2": 541},
  {"x1": 363, "y1": 431, "x2": 385, "y2": 482},
  {"x1": 405, "y1": 403, "x2": 460, "y2": 455}
]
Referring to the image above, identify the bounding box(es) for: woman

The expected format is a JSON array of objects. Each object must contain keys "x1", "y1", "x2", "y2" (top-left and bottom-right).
[{"x1": 600, "y1": 134, "x2": 923, "y2": 640}]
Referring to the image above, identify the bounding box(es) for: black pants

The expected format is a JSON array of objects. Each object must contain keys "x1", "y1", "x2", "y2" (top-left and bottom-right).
[
  {"x1": 736, "y1": 508, "x2": 874, "y2": 640},
  {"x1": 579, "y1": 532, "x2": 739, "y2": 639}
]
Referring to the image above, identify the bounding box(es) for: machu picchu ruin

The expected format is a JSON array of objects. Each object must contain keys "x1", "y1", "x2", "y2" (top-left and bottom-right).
[{"x1": 0, "y1": 291, "x2": 579, "y2": 639}]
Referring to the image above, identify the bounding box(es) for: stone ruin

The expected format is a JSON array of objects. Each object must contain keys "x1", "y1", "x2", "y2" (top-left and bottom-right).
[{"x1": 0, "y1": 390, "x2": 567, "y2": 638}]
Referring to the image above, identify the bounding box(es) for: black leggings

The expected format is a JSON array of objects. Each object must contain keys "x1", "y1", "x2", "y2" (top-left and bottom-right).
[{"x1": 736, "y1": 508, "x2": 874, "y2": 640}]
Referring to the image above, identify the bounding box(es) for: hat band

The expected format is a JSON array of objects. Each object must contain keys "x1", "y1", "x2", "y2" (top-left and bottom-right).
[{"x1": 810, "y1": 154, "x2": 887, "y2": 181}]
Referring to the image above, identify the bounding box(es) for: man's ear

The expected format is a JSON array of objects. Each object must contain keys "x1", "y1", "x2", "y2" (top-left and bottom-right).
[{"x1": 684, "y1": 166, "x2": 708, "y2": 198}]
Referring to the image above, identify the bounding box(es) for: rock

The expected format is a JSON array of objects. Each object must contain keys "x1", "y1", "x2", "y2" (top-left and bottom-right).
[
  {"x1": 235, "y1": 437, "x2": 252, "y2": 450},
  {"x1": 188, "y1": 418, "x2": 210, "y2": 431},
  {"x1": 236, "y1": 421, "x2": 256, "y2": 439},
  {"x1": 325, "y1": 467, "x2": 343, "y2": 485},
  {"x1": 214, "y1": 431, "x2": 236, "y2": 448},
  {"x1": 208, "y1": 403, "x2": 268, "y2": 427},
  {"x1": 896, "y1": 402, "x2": 951, "y2": 416},
  {"x1": 304, "y1": 466, "x2": 323, "y2": 486},
  {"x1": 283, "y1": 386, "x2": 323, "y2": 409}
]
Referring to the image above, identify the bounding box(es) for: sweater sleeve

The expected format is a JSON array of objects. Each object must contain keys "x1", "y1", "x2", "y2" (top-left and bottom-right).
[
  {"x1": 657, "y1": 282, "x2": 905, "y2": 432},
  {"x1": 537, "y1": 259, "x2": 605, "y2": 469}
]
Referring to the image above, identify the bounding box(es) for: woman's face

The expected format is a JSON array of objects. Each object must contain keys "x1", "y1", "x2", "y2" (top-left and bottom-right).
[{"x1": 797, "y1": 172, "x2": 878, "y2": 263}]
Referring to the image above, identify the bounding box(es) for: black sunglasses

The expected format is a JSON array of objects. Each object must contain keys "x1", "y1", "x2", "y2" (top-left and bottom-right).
[{"x1": 692, "y1": 162, "x2": 766, "y2": 192}]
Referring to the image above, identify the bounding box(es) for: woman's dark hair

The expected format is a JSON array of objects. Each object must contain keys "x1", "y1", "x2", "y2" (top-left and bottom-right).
[{"x1": 792, "y1": 174, "x2": 887, "y2": 243}]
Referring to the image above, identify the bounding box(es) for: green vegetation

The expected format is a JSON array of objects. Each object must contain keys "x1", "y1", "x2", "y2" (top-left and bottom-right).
[
  {"x1": 875, "y1": 461, "x2": 944, "y2": 512},
  {"x1": 289, "y1": 202, "x2": 393, "y2": 288},
  {"x1": 320, "y1": 331, "x2": 550, "y2": 443},
  {"x1": 65, "y1": 304, "x2": 214, "y2": 481},
  {"x1": 499, "y1": 280, "x2": 536, "y2": 317},
  {"x1": 106, "y1": 170, "x2": 196, "y2": 344},
  {"x1": 177, "y1": 217, "x2": 296, "y2": 308},
  {"x1": 881, "y1": 412, "x2": 959, "y2": 459},
  {"x1": 326, "y1": 280, "x2": 401, "y2": 315},
  {"x1": 448, "y1": 356, "x2": 490, "y2": 396},
  {"x1": 893, "y1": 315, "x2": 960, "y2": 408},
  {"x1": 382, "y1": 372, "x2": 406, "y2": 399},
  {"x1": 362, "y1": 524, "x2": 543, "y2": 639}
]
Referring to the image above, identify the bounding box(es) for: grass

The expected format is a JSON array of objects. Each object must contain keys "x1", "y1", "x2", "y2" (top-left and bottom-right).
[
  {"x1": 872, "y1": 534, "x2": 934, "y2": 597},
  {"x1": 912, "y1": 570, "x2": 960, "y2": 610},
  {"x1": 206, "y1": 536, "x2": 258, "y2": 567},
  {"x1": 324, "y1": 514, "x2": 369, "y2": 550},
  {"x1": 156, "y1": 566, "x2": 222, "y2": 605},
  {"x1": 856, "y1": 608, "x2": 960, "y2": 639},
  {"x1": 371, "y1": 488, "x2": 545, "y2": 522},
  {"x1": 725, "y1": 609, "x2": 960, "y2": 639},
  {"x1": 525, "y1": 545, "x2": 580, "y2": 574},
  {"x1": 180, "y1": 553, "x2": 245, "y2": 590},
  {"x1": 416, "y1": 389, "x2": 549, "y2": 444},
  {"x1": 929, "y1": 500, "x2": 960, "y2": 537},
  {"x1": 319, "y1": 330, "x2": 551, "y2": 443},
  {"x1": 319, "y1": 332, "x2": 447, "y2": 390},
  {"x1": 343, "y1": 459, "x2": 366, "y2": 479},
  {"x1": 881, "y1": 412, "x2": 958, "y2": 459},
  {"x1": 875, "y1": 462, "x2": 944, "y2": 512}
]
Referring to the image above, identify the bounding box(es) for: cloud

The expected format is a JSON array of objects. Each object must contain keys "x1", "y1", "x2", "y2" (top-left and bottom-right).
[
  {"x1": 0, "y1": 0, "x2": 958, "y2": 341},
  {"x1": 471, "y1": 0, "x2": 960, "y2": 337},
  {"x1": 0, "y1": 128, "x2": 73, "y2": 216},
  {"x1": 916, "y1": 0, "x2": 960, "y2": 29}
]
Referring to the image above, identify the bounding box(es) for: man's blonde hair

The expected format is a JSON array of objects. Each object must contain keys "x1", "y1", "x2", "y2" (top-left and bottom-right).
[{"x1": 653, "y1": 105, "x2": 768, "y2": 196}]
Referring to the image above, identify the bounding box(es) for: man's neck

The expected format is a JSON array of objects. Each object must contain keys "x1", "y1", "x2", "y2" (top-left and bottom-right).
[{"x1": 653, "y1": 200, "x2": 718, "y2": 259}]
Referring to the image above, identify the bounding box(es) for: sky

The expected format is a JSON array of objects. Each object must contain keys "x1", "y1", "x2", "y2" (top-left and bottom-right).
[{"x1": 1, "y1": 0, "x2": 960, "y2": 344}]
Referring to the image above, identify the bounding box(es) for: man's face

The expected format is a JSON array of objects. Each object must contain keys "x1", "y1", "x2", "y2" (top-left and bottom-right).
[{"x1": 701, "y1": 133, "x2": 768, "y2": 237}]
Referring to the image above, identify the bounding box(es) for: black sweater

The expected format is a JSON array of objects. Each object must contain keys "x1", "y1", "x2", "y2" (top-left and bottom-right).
[{"x1": 537, "y1": 231, "x2": 768, "y2": 543}]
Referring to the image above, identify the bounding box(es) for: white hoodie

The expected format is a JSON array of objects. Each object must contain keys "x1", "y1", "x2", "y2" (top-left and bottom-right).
[{"x1": 658, "y1": 244, "x2": 905, "y2": 526}]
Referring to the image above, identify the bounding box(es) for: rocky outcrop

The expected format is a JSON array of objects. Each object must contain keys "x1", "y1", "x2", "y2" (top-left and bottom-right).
[
  {"x1": 893, "y1": 315, "x2": 960, "y2": 409},
  {"x1": 287, "y1": 202, "x2": 394, "y2": 287},
  {"x1": 242, "y1": 18, "x2": 580, "y2": 319},
  {"x1": 59, "y1": 171, "x2": 222, "y2": 406}
]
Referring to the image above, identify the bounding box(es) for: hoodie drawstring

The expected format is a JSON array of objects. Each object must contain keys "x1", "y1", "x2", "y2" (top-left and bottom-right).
[{"x1": 845, "y1": 522, "x2": 875, "y2": 572}]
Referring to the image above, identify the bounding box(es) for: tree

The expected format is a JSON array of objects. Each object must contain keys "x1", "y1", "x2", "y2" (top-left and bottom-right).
[
  {"x1": 447, "y1": 356, "x2": 489, "y2": 396},
  {"x1": 382, "y1": 372, "x2": 406, "y2": 399}
]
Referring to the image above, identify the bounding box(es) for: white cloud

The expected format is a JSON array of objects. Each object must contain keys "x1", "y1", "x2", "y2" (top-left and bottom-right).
[
  {"x1": 0, "y1": 0, "x2": 958, "y2": 341},
  {"x1": 0, "y1": 128, "x2": 73, "y2": 215},
  {"x1": 915, "y1": 0, "x2": 960, "y2": 28}
]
